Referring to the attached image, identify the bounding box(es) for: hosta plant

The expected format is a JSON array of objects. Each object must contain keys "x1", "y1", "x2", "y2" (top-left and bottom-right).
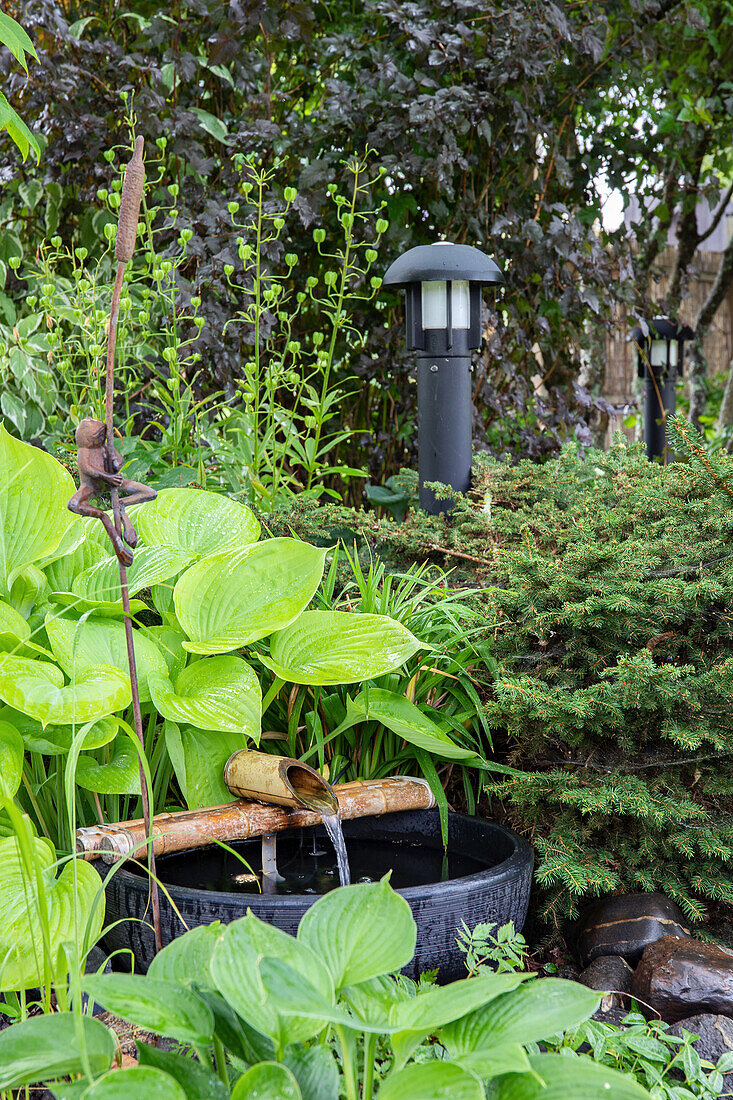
[
  {"x1": 0, "y1": 426, "x2": 484, "y2": 852},
  {"x1": 0, "y1": 878, "x2": 652, "y2": 1099}
]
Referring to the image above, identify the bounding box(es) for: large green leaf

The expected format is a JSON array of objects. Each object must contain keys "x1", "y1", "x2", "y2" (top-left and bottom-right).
[
  {"x1": 8, "y1": 563, "x2": 48, "y2": 619},
  {"x1": 389, "y1": 972, "x2": 529, "y2": 1067},
  {"x1": 0, "y1": 424, "x2": 76, "y2": 595},
  {"x1": 210, "y1": 911, "x2": 335, "y2": 1047},
  {"x1": 493, "y1": 1054, "x2": 652, "y2": 1099},
  {"x1": 164, "y1": 722, "x2": 245, "y2": 808},
  {"x1": 378, "y1": 1063, "x2": 483, "y2": 1100},
  {"x1": 0, "y1": 719, "x2": 23, "y2": 797},
  {"x1": 341, "y1": 689, "x2": 481, "y2": 762},
  {"x1": 75, "y1": 736, "x2": 141, "y2": 795},
  {"x1": 453, "y1": 1045, "x2": 531, "y2": 1080},
  {"x1": 42, "y1": 517, "x2": 107, "y2": 594},
  {"x1": 0, "y1": 655, "x2": 130, "y2": 726},
  {"x1": 260, "y1": 612, "x2": 425, "y2": 685},
  {"x1": 81, "y1": 1066, "x2": 188, "y2": 1100},
  {"x1": 441, "y1": 978, "x2": 600, "y2": 1056},
  {"x1": 83, "y1": 974, "x2": 214, "y2": 1047},
  {"x1": 143, "y1": 625, "x2": 187, "y2": 680},
  {"x1": 72, "y1": 547, "x2": 195, "y2": 606},
  {"x1": 0, "y1": 836, "x2": 105, "y2": 990},
  {"x1": 136, "y1": 488, "x2": 260, "y2": 558},
  {"x1": 174, "y1": 539, "x2": 327, "y2": 654},
  {"x1": 257, "y1": 957, "x2": 386, "y2": 1033},
  {"x1": 149, "y1": 655, "x2": 261, "y2": 737},
  {"x1": 148, "y1": 921, "x2": 225, "y2": 985},
  {"x1": 137, "y1": 1041, "x2": 229, "y2": 1100},
  {"x1": 297, "y1": 879, "x2": 416, "y2": 991},
  {"x1": 0, "y1": 598, "x2": 30, "y2": 642},
  {"x1": 46, "y1": 614, "x2": 167, "y2": 704},
  {"x1": 0, "y1": 1013, "x2": 115, "y2": 1089},
  {"x1": 283, "y1": 1045, "x2": 340, "y2": 1100},
  {"x1": 2, "y1": 707, "x2": 118, "y2": 755},
  {"x1": 231, "y1": 1063, "x2": 301, "y2": 1100}
]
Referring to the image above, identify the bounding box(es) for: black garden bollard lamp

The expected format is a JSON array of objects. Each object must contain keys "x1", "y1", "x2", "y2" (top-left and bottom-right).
[
  {"x1": 383, "y1": 241, "x2": 504, "y2": 514},
  {"x1": 629, "y1": 317, "x2": 694, "y2": 461}
]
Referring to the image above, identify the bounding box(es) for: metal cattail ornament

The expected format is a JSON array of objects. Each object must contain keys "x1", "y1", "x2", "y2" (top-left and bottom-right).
[{"x1": 115, "y1": 135, "x2": 145, "y2": 264}]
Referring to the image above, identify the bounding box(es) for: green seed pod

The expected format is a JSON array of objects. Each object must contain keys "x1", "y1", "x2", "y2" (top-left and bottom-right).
[{"x1": 115, "y1": 136, "x2": 145, "y2": 263}]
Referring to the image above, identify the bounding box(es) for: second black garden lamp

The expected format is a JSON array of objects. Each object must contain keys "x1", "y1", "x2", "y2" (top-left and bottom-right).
[
  {"x1": 384, "y1": 241, "x2": 504, "y2": 514},
  {"x1": 630, "y1": 317, "x2": 694, "y2": 461}
]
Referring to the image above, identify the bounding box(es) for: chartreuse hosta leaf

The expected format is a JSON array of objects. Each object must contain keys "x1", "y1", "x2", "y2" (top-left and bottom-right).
[
  {"x1": 75, "y1": 735, "x2": 141, "y2": 795},
  {"x1": 297, "y1": 878, "x2": 416, "y2": 991},
  {"x1": 0, "y1": 835, "x2": 104, "y2": 990},
  {"x1": 210, "y1": 911, "x2": 336, "y2": 1047},
  {"x1": 337, "y1": 688, "x2": 481, "y2": 762},
  {"x1": 493, "y1": 1053, "x2": 652, "y2": 1099},
  {"x1": 46, "y1": 613, "x2": 168, "y2": 704},
  {"x1": 260, "y1": 611, "x2": 425, "y2": 685},
  {"x1": 0, "y1": 424, "x2": 76, "y2": 596},
  {"x1": 135, "y1": 487, "x2": 260, "y2": 558},
  {"x1": 164, "y1": 722, "x2": 247, "y2": 809},
  {"x1": 149, "y1": 655, "x2": 261, "y2": 738},
  {"x1": 82, "y1": 973, "x2": 214, "y2": 1047},
  {"x1": 231, "y1": 1063, "x2": 301, "y2": 1100},
  {"x1": 0, "y1": 720, "x2": 23, "y2": 797},
  {"x1": 41, "y1": 515, "x2": 106, "y2": 593},
  {"x1": 72, "y1": 546, "x2": 195, "y2": 606},
  {"x1": 0, "y1": 599, "x2": 30, "y2": 643},
  {"x1": 0, "y1": 706, "x2": 117, "y2": 755},
  {"x1": 174, "y1": 539, "x2": 327, "y2": 654},
  {"x1": 0, "y1": 655, "x2": 130, "y2": 726},
  {"x1": 378, "y1": 1063, "x2": 483, "y2": 1100},
  {"x1": 0, "y1": 1013, "x2": 115, "y2": 1091}
]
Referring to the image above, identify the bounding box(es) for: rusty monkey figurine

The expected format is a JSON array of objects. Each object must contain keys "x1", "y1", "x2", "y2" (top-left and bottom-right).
[{"x1": 67, "y1": 417, "x2": 156, "y2": 566}]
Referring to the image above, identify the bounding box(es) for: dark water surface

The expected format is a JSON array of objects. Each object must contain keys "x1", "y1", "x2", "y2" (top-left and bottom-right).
[{"x1": 153, "y1": 829, "x2": 489, "y2": 896}]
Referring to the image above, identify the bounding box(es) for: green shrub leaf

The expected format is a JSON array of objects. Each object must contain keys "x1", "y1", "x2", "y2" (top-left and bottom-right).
[
  {"x1": 344, "y1": 688, "x2": 480, "y2": 761},
  {"x1": 82, "y1": 974, "x2": 214, "y2": 1047},
  {"x1": 0, "y1": 719, "x2": 23, "y2": 797},
  {"x1": 174, "y1": 539, "x2": 327, "y2": 654},
  {"x1": 492, "y1": 1053, "x2": 652, "y2": 1098},
  {"x1": 75, "y1": 735, "x2": 141, "y2": 795},
  {"x1": 0, "y1": 1012, "x2": 114, "y2": 1089},
  {"x1": 378, "y1": 1062, "x2": 483, "y2": 1100},
  {"x1": 260, "y1": 611, "x2": 425, "y2": 685},
  {"x1": 73, "y1": 547, "x2": 194, "y2": 606},
  {"x1": 441, "y1": 978, "x2": 600, "y2": 1055},
  {"x1": 297, "y1": 878, "x2": 416, "y2": 990},
  {"x1": 210, "y1": 911, "x2": 334, "y2": 1046},
  {"x1": 231, "y1": 1062, "x2": 302, "y2": 1100}
]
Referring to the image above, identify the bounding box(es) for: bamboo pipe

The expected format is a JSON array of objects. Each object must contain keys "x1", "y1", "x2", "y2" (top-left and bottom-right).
[
  {"x1": 75, "y1": 777, "x2": 437, "y2": 864},
  {"x1": 223, "y1": 750, "x2": 339, "y2": 813}
]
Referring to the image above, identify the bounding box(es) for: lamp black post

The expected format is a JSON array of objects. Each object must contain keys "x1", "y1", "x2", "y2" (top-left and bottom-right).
[
  {"x1": 629, "y1": 318, "x2": 694, "y2": 461},
  {"x1": 383, "y1": 241, "x2": 504, "y2": 514}
]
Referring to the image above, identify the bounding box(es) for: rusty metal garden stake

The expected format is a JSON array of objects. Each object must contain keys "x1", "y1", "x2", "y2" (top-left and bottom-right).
[{"x1": 69, "y1": 136, "x2": 162, "y2": 953}]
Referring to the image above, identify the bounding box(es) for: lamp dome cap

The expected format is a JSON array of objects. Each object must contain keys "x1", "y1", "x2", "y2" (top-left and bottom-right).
[{"x1": 383, "y1": 241, "x2": 504, "y2": 287}]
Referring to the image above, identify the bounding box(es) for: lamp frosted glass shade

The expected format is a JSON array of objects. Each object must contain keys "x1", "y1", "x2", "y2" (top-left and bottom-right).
[
  {"x1": 421, "y1": 279, "x2": 471, "y2": 329},
  {"x1": 451, "y1": 280, "x2": 470, "y2": 328},
  {"x1": 421, "y1": 281, "x2": 447, "y2": 328},
  {"x1": 650, "y1": 339, "x2": 678, "y2": 368}
]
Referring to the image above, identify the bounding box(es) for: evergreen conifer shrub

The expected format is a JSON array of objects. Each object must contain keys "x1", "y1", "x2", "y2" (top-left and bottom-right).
[{"x1": 272, "y1": 419, "x2": 733, "y2": 928}]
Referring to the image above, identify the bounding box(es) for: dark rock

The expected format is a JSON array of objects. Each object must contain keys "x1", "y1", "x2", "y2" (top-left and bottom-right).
[
  {"x1": 579, "y1": 955, "x2": 634, "y2": 994},
  {"x1": 632, "y1": 935, "x2": 733, "y2": 1022},
  {"x1": 575, "y1": 892, "x2": 690, "y2": 967},
  {"x1": 667, "y1": 1013, "x2": 733, "y2": 1065}
]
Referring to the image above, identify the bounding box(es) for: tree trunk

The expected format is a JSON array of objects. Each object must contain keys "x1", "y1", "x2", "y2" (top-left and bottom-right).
[
  {"x1": 688, "y1": 236, "x2": 733, "y2": 429},
  {"x1": 716, "y1": 358, "x2": 733, "y2": 432}
]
